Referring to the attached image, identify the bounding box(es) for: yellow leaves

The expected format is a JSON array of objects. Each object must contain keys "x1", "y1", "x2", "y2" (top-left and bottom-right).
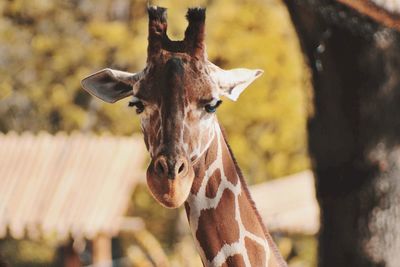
[
  {"x1": 206, "y1": 0, "x2": 311, "y2": 182},
  {"x1": 87, "y1": 21, "x2": 130, "y2": 47},
  {"x1": 85, "y1": 45, "x2": 108, "y2": 67},
  {"x1": 267, "y1": 152, "x2": 286, "y2": 178},
  {"x1": 98, "y1": 102, "x2": 140, "y2": 135},
  {"x1": 115, "y1": 38, "x2": 147, "y2": 68},
  {"x1": 4, "y1": 0, "x2": 55, "y2": 21},
  {"x1": 12, "y1": 239, "x2": 54, "y2": 264},
  {"x1": 86, "y1": 21, "x2": 148, "y2": 68},
  {"x1": 32, "y1": 35, "x2": 57, "y2": 54},
  {"x1": 0, "y1": 79, "x2": 12, "y2": 100},
  {"x1": 0, "y1": 0, "x2": 310, "y2": 181},
  {"x1": 0, "y1": 0, "x2": 315, "y2": 265},
  {"x1": 60, "y1": 105, "x2": 86, "y2": 130},
  {"x1": 258, "y1": 132, "x2": 276, "y2": 151},
  {"x1": 49, "y1": 84, "x2": 69, "y2": 107}
]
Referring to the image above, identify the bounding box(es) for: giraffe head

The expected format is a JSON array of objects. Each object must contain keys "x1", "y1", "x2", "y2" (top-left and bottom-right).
[{"x1": 81, "y1": 7, "x2": 262, "y2": 208}]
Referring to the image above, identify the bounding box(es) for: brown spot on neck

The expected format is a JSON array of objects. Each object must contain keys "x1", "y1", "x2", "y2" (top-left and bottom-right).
[
  {"x1": 220, "y1": 127, "x2": 288, "y2": 267},
  {"x1": 205, "y1": 169, "x2": 221, "y2": 199},
  {"x1": 191, "y1": 157, "x2": 205, "y2": 195},
  {"x1": 245, "y1": 237, "x2": 266, "y2": 267},
  {"x1": 238, "y1": 191, "x2": 265, "y2": 239},
  {"x1": 187, "y1": 125, "x2": 287, "y2": 266},
  {"x1": 196, "y1": 189, "x2": 239, "y2": 261}
]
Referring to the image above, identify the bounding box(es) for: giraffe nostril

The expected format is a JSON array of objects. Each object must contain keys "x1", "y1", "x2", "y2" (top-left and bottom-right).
[
  {"x1": 176, "y1": 157, "x2": 189, "y2": 177},
  {"x1": 154, "y1": 156, "x2": 189, "y2": 179},
  {"x1": 178, "y1": 162, "x2": 185, "y2": 174},
  {"x1": 154, "y1": 157, "x2": 168, "y2": 177},
  {"x1": 157, "y1": 162, "x2": 165, "y2": 174}
]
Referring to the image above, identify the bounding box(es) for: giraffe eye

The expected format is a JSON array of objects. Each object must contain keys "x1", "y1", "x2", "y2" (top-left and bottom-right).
[
  {"x1": 128, "y1": 100, "x2": 145, "y2": 114},
  {"x1": 205, "y1": 100, "x2": 222, "y2": 113}
]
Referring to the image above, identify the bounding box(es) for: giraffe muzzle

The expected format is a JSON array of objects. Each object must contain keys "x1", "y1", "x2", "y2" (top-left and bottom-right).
[{"x1": 146, "y1": 155, "x2": 195, "y2": 208}]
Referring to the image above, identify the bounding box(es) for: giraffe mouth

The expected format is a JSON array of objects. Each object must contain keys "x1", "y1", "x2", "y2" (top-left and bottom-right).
[{"x1": 146, "y1": 158, "x2": 195, "y2": 208}]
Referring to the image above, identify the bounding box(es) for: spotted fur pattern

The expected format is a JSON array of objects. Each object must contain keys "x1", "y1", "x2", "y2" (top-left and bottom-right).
[
  {"x1": 82, "y1": 6, "x2": 287, "y2": 266},
  {"x1": 186, "y1": 123, "x2": 271, "y2": 266}
]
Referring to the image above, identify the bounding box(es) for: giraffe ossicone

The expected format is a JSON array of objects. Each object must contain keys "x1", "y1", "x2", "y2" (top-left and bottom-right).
[{"x1": 81, "y1": 6, "x2": 286, "y2": 267}]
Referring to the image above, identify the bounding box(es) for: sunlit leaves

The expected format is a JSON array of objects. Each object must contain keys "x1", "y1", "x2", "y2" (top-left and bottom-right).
[
  {"x1": 0, "y1": 0, "x2": 310, "y2": 180},
  {"x1": 88, "y1": 21, "x2": 130, "y2": 47},
  {"x1": 206, "y1": 0, "x2": 310, "y2": 181},
  {"x1": 0, "y1": 0, "x2": 314, "y2": 266}
]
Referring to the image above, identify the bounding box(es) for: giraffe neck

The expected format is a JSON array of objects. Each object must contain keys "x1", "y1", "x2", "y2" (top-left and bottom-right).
[{"x1": 185, "y1": 123, "x2": 286, "y2": 267}]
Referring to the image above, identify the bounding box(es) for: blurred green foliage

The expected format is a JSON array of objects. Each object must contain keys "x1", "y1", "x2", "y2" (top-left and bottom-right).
[
  {"x1": 0, "y1": 0, "x2": 314, "y2": 266},
  {"x1": 0, "y1": 0, "x2": 310, "y2": 181},
  {"x1": 0, "y1": 237, "x2": 55, "y2": 267}
]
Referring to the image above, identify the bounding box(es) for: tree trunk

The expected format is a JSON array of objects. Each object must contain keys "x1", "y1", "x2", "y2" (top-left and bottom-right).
[
  {"x1": 283, "y1": 1, "x2": 400, "y2": 266},
  {"x1": 0, "y1": 252, "x2": 8, "y2": 267}
]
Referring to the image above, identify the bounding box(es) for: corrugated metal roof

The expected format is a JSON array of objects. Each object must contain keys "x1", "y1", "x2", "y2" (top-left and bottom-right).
[
  {"x1": 0, "y1": 132, "x2": 147, "y2": 240},
  {"x1": 250, "y1": 171, "x2": 320, "y2": 235}
]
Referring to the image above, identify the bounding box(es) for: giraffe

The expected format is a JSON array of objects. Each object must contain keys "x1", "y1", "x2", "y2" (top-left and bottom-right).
[{"x1": 81, "y1": 6, "x2": 287, "y2": 267}]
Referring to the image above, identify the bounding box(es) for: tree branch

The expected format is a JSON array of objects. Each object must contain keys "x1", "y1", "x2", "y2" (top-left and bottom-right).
[{"x1": 337, "y1": 0, "x2": 400, "y2": 30}]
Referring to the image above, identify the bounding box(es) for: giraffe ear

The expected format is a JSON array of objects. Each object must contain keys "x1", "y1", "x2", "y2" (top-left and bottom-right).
[
  {"x1": 81, "y1": 68, "x2": 142, "y2": 103},
  {"x1": 210, "y1": 65, "x2": 263, "y2": 101}
]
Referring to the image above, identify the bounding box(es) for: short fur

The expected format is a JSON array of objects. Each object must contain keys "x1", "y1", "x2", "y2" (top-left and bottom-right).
[
  {"x1": 81, "y1": 6, "x2": 286, "y2": 266},
  {"x1": 220, "y1": 127, "x2": 287, "y2": 266}
]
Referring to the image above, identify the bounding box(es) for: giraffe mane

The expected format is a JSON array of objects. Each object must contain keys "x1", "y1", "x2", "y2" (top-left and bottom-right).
[{"x1": 219, "y1": 124, "x2": 287, "y2": 266}]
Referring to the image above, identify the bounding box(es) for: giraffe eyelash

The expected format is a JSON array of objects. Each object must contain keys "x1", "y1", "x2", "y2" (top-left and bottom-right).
[
  {"x1": 204, "y1": 100, "x2": 222, "y2": 113},
  {"x1": 128, "y1": 97, "x2": 145, "y2": 114}
]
